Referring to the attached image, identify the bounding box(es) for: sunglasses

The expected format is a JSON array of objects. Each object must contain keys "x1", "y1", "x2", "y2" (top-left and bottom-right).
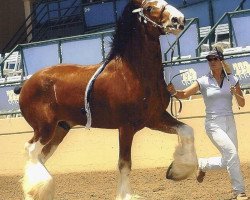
[{"x1": 207, "y1": 57, "x2": 219, "y2": 62}]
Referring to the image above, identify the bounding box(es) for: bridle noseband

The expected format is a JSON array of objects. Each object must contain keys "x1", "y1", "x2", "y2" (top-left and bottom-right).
[{"x1": 132, "y1": 5, "x2": 167, "y2": 29}]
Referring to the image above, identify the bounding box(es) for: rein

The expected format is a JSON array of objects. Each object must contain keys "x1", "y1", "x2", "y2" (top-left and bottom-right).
[
  {"x1": 169, "y1": 71, "x2": 187, "y2": 117},
  {"x1": 165, "y1": 38, "x2": 186, "y2": 118}
]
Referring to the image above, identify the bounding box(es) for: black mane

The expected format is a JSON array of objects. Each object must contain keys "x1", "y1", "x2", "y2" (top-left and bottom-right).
[{"x1": 106, "y1": 1, "x2": 139, "y2": 63}]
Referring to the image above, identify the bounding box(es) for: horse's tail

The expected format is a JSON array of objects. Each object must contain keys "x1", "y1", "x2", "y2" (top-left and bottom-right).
[{"x1": 14, "y1": 85, "x2": 23, "y2": 94}]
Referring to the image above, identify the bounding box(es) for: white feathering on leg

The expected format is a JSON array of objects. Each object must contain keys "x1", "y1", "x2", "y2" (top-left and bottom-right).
[
  {"x1": 22, "y1": 140, "x2": 55, "y2": 200},
  {"x1": 23, "y1": 160, "x2": 54, "y2": 200},
  {"x1": 170, "y1": 125, "x2": 198, "y2": 180}
]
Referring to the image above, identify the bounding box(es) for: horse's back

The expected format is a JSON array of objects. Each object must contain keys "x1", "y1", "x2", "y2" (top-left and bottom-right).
[
  {"x1": 31, "y1": 64, "x2": 100, "y2": 81},
  {"x1": 19, "y1": 64, "x2": 100, "y2": 124},
  {"x1": 20, "y1": 64, "x2": 100, "y2": 96}
]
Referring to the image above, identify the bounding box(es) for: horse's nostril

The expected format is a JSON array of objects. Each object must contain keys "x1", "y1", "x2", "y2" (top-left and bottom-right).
[
  {"x1": 171, "y1": 17, "x2": 178, "y2": 23},
  {"x1": 179, "y1": 25, "x2": 184, "y2": 30}
]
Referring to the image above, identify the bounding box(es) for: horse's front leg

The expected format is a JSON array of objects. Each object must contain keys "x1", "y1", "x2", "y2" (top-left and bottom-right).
[
  {"x1": 116, "y1": 126, "x2": 136, "y2": 200},
  {"x1": 150, "y1": 112, "x2": 198, "y2": 181}
]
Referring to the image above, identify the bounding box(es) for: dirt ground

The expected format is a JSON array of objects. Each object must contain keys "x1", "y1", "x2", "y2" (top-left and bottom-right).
[
  {"x1": 1, "y1": 165, "x2": 249, "y2": 200},
  {"x1": 0, "y1": 113, "x2": 249, "y2": 200}
]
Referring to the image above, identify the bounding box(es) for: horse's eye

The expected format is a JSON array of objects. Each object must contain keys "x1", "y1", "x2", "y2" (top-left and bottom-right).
[{"x1": 146, "y1": 6, "x2": 153, "y2": 12}]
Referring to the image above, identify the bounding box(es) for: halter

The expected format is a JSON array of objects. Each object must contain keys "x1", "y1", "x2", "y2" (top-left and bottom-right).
[{"x1": 132, "y1": 2, "x2": 168, "y2": 30}]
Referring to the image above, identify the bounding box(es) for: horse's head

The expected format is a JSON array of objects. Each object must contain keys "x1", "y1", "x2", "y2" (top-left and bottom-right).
[
  {"x1": 107, "y1": 0, "x2": 185, "y2": 61},
  {"x1": 132, "y1": 0, "x2": 185, "y2": 35}
]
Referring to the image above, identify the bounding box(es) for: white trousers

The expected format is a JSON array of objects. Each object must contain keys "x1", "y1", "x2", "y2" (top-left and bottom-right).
[{"x1": 198, "y1": 115, "x2": 245, "y2": 194}]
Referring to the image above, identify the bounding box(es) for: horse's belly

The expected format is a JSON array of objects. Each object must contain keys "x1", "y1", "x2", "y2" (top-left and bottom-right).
[{"x1": 89, "y1": 101, "x2": 158, "y2": 129}]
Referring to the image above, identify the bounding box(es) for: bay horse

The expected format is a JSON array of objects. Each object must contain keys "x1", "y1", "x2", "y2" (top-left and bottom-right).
[{"x1": 17, "y1": 0, "x2": 198, "y2": 199}]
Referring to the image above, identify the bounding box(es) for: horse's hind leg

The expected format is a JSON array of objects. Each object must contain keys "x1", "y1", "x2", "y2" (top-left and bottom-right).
[
  {"x1": 23, "y1": 122, "x2": 57, "y2": 200},
  {"x1": 150, "y1": 112, "x2": 198, "y2": 181},
  {"x1": 40, "y1": 121, "x2": 71, "y2": 163},
  {"x1": 116, "y1": 126, "x2": 136, "y2": 200}
]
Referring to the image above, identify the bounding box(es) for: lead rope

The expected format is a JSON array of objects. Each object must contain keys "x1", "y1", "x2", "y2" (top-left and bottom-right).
[
  {"x1": 164, "y1": 36, "x2": 183, "y2": 145},
  {"x1": 164, "y1": 36, "x2": 183, "y2": 119}
]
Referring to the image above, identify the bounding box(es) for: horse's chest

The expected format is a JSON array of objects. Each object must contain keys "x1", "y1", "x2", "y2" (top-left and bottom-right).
[{"x1": 132, "y1": 86, "x2": 161, "y2": 113}]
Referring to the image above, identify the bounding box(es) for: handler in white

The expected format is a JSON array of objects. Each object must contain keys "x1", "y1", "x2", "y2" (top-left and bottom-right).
[{"x1": 167, "y1": 49, "x2": 248, "y2": 200}]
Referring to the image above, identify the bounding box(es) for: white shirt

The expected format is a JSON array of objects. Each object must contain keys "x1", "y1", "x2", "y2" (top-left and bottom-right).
[{"x1": 197, "y1": 73, "x2": 238, "y2": 117}]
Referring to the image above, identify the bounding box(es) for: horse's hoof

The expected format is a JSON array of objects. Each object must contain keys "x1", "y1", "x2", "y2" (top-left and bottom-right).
[
  {"x1": 166, "y1": 161, "x2": 197, "y2": 181},
  {"x1": 166, "y1": 162, "x2": 173, "y2": 179}
]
